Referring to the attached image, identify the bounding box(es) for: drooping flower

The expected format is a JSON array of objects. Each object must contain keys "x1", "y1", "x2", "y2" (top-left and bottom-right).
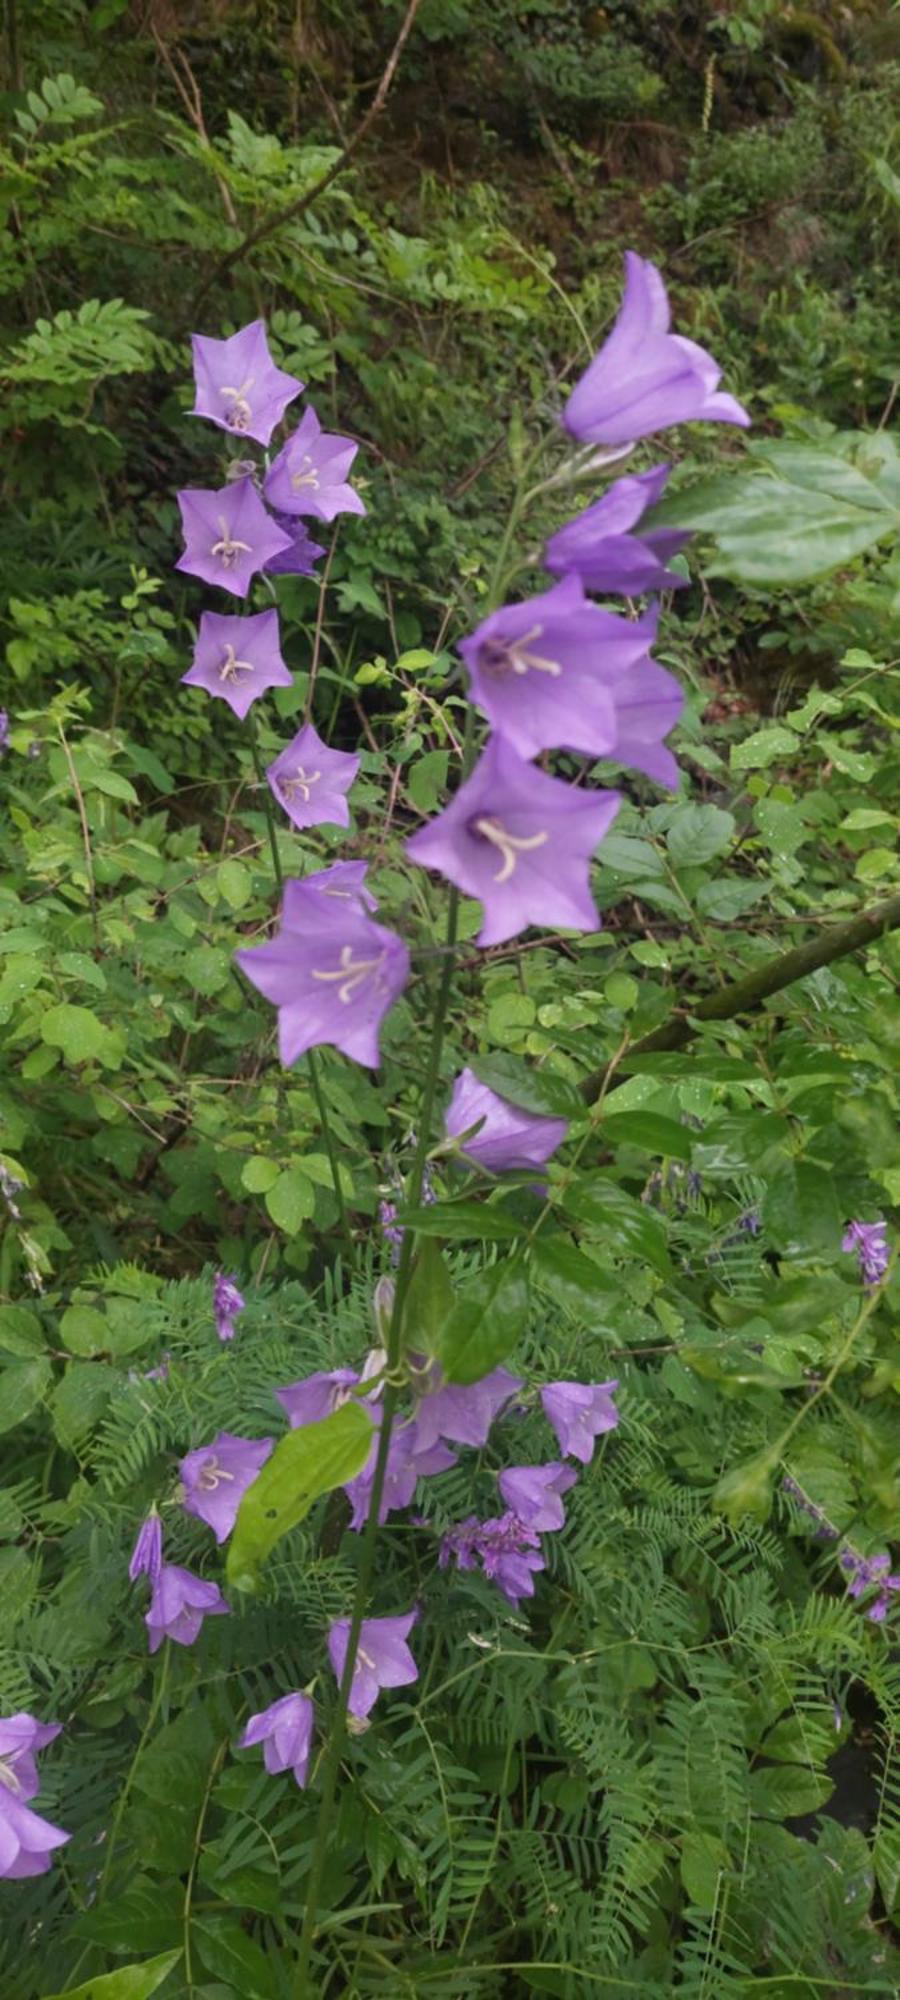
[
  {"x1": 343, "y1": 1419, "x2": 456, "y2": 1530},
  {"x1": 0, "y1": 1791, "x2": 69, "y2": 1879},
  {"x1": 380, "y1": 1200, "x2": 404, "y2": 1260},
  {"x1": 191, "y1": 319, "x2": 303, "y2": 446},
  {"x1": 439, "y1": 1512, "x2": 545, "y2": 1607},
  {"x1": 276, "y1": 1368, "x2": 362, "y2": 1428},
  {"x1": 411, "y1": 1363, "x2": 523, "y2": 1454},
  {"x1": 540, "y1": 1380, "x2": 619, "y2": 1464},
  {"x1": 0, "y1": 1715, "x2": 61, "y2": 1805},
  {"x1": 407, "y1": 733, "x2": 620, "y2": 946},
  {"x1": 235, "y1": 892, "x2": 410, "y2": 1069},
  {"x1": 460, "y1": 576, "x2": 681, "y2": 781},
  {"x1": 545, "y1": 464, "x2": 690, "y2": 595},
  {"x1": 175, "y1": 478, "x2": 292, "y2": 597},
  {"x1": 266, "y1": 721, "x2": 360, "y2": 831},
  {"x1": 264, "y1": 513, "x2": 326, "y2": 577},
  {"x1": 265, "y1": 406, "x2": 366, "y2": 523},
  {"x1": 842, "y1": 1219, "x2": 889, "y2": 1287},
  {"x1": 563, "y1": 252, "x2": 750, "y2": 446},
  {"x1": 445, "y1": 1067, "x2": 568, "y2": 1176},
  {"x1": 179, "y1": 1431, "x2": 274, "y2": 1544},
  {"x1": 239, "y1": 1692, "x2": 315, "y2": 1787},
  {"x1": 182, "y1": 608, "x2": 292, "y2": 721},
  {"x1": 327, "y1": 1610, "x2": 419, "y2": 1721},
  {"x1": 281, "y1": 860, "x2": 378, "y2": 922},
  {"x1": 128, "y1": 1510, "x2": 163, "y2": 1584},
  {"x1": 497, "y1": 1462, "x2": 578, "y2": 1532},
  {"x1": 0, "y1": 712, "x2": 8, "y2": 756},
  {"x1": 145, "y1": 1564, "x2": 230, "y2": 1653},
  {"x1": 213, "y1": 1272, "x2": 246, "y2": 1343}
]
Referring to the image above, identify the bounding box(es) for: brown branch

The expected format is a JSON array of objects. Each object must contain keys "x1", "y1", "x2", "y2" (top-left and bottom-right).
[
  {"x1": 191, "y1": 0, "x2": 423, "y2": 314},
  {"x1": 150, "y1": 25, "x2": 238, "y2": 227},
  {"x1": 581, "y1": 891, "x2": 900, "y2": 1101}
]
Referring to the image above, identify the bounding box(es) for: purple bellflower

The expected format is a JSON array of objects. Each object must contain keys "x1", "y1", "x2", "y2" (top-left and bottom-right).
[
  {"x1": 235, "y1": 893, "x2": 410, "y2": 1069},
  {"x1": 182, "y1": 608, "x2": 292, "y2": 721},
  {"x1": 264, "y1": 513, "x2": 326, "y2": 577},
  {"x1": 191, "y1": 320, "x2": 303, "y2": 445},
  {"x1": 176, "y1": 477, "x2": 292, "y2": 597},
  {"x1": 564, "y1": 251, "x2": 750, "y2": 447},
  {"x1": 328, "y1": 1610, "x2": 419, "y2": 1721},
  {"x1": 0, "y1": 1792, "x2": 69, "y2": 1880},
  {"x1": 842, "y1": 1219, "x2": 889, "y2": 1287},
  {"x1": 541, "y1": 1380, "x2": 620, "y2": 1464},
  {"x1": 145, "y1": 1563, "x2": 230, "y2": 1653},
  {"x1": 440, "y1": 1513, "x2": 546, "y2": 1607},
  {"x1": 277, "y1": 1368, "x2": 363, "y2": 1428},
  {"x1": 411, "y1": 1362, "x2": 523, "y2": 1453},
  {"x1": 445, "y1": 1067, "x2": 568, "y2": 1176},
  {"x1": 407, "y1": 733, "x2": 621, "y2": 946},
  {"x1": 266, "y1": 721, "x2": 360, "y2": 831},
  {"x1": 239, "y1": 1691, "x2": 315, "y2": 1787},
  {"x1": 344, "y1": 1419, "x2": 456, "y2": 1530},
  {"x1": 179, "y1": 1431, "x2": 274, "y2": 1544},
  {"x1": 214, "y1": 1271, "x2": 246, "y2": 1342},
  {"x1": 0, "y1": 712, "x2": 8, "y2": 756},
  {"x1": 497, "y1": 1462, "x2": 578, "y2": 1532},
  {"x1": 461, "y1": 576, "x2": 679, "y2": 777},
  {"x1": 0, "y1": 1715, "x2": 61, "y2": 1805},
  {"x1": 545, "y1": 464, "x2": 690, "y2": 595},
  {"x1": 281, "y1": 860, "x2": 378, "y2": 923},
  {"x1": 128, "y1": 1510, "x2": 163, "y2": 1584},
  {"x1": 265, "y1": 406, "x2": 366, "y2": 524}
]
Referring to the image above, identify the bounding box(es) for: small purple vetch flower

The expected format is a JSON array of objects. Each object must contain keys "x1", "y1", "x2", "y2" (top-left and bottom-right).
[
  {"x1": 439, "y1": 1513, "x2": 545, "y2": 1607},
  {"x1": 541, "y1": 1380, "x2": 619, "y2": 1465},
  {"x1": 264, "y1": 513, "x2": 326, "y2": 577},
  {"x1": 411, "y1": 1362, "x2": 523, "y2": 1453},
  {"x1": 497, "y1": 1462, "x2": 578, "y2": 1532},
  {"x1": 407, "y1": 734, "x2": 620, "y2": 947},
  {"x1": 179, "y1": 1432, "x2": 274, "y2": 1544},
  {"x1": 267, "y1": 721, "x2": 360, "y2": 831},
  {"x1": 564, "y1": 252, "x2": 750, "y2": 447},
  {"x1": 265, "y1": 406, "x2": 366, "y2": 523},
  {"x1": 281, "y1": 860, "x2": 378, "y2": 923},
  {"x1": 0, "y1": 1715, "x2": 61, "y2": 1805},
  {"x1": 213, "y1": 1271, "x2": 246, "y2": 1342},
  {"x1": 0, "y1": 711, "x2": 8, "y2": 756},
  {"x1": 145, "y1": 1563, "x2": 230, "y2": 1653},
  {"x1": 842, "y1": 1219, "x2": 889, "y2": 1287},
  {"x1": 461, "y1": 575, "x2": 681, "y2": 782},
  {"x1": 128, "y1": 1510, "x2": 163, "y2": 1584},
  {"x1": 0, "y1": 1792, "x2": 70, "y2": 1880},
  {"x1": 239, "y1": 1692, "x2": 315, "y2": 1788},
  {"x1": 276, "y1": 1368, "x2": 361, "y2": 1428},
  {"x1": 328, "y1": 1610, "x2": 419, "y2": 1721},
  {"x1": 182, "y1": 608, "x2": 292, "y2": 721},
  {"x1": 445, "y1": 1067, "x2": 568, "y2": 1176},
  {"x1": 191, "y1": 319, "x2": 303, "y2": 445},
  {"x1": 545, "y1": 464, "x2": 690, "y2": 596},
  {"x1": 235, "y1": 892, "x2": 410, "y2": 1069},
  {"x1": 176, "y1": 478, "x2": 292, "y2": 597}
]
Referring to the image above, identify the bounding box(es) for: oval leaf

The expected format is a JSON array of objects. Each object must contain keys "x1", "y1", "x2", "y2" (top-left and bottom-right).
[
  {"x1": 437, "y1": 1261, "x2": 529, "y2": 1386},
  {"x1": 226, "y1": 1401, "x2": 374, "y2": 1592}
]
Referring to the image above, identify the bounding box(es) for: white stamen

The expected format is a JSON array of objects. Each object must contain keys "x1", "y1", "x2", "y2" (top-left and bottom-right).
[
  {"x1": 197, "y1": 1455, "x2": 235, "y2": 1492},
  {"x1": 279, "y1": 766, "x2": 321, "y2": 803},
  {"x1": 290, "y1": 454, "x2": 320, "y2": 492},
  {"x1": 473, "y1": 816, "x2": 549, "y2": 884},
  {"x1": 357, "y1": 1647, "x2": 377, "y2": 1670},
  {"x1": 0, "y1": 1756, "x2": 23, "y2": 1797},
  {"x1": 211, "y1": 515, "x2": 252, "y2": 568},
  {"x1": 479, "y1": 624, "x2": 561, "y2": 680},
  {"x1": 220, "y1": 375, "x2": 255, "y2": 431},
  {"x1": 312, "y1": 944, "x2": 386, "y2": 1004},
  {"x1": 219, "y1": 643, "x2": 256, "y2": 683}
]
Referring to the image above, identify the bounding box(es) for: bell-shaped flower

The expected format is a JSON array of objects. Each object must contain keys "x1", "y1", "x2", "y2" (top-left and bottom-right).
[
  {"x1": 343, "y1": 1419, "x2": 456, "y2": 1530},
  {"x1": 328, "y1": 1610, "x2": 419, "y2": 1721},
  {"x1": 179, "y1": 1432, "x2": 274, "y2": 1544},
  {"x1": 265, "y1": 406, "x2": 366, "y2": 523},
  {"x1": 564, "y1": 252, "x2": 750, "y2": 447},
  {"x1": 128, "y1": 1511, "x2": 163, "y2": 1585},
  {"x1": 182, "y1": 608, "x2": 292, "y2": 721},
  {"x1": 264, "y1": 512, "x2": 326, "y2": 576},
  {"x1": 540, "y1": 1380, "x2": 619, "y2": 1465},
  {"x1": 145, "y1": 1563, "x2": 230, "y2": 1653},
  {"x1": 235, "y1": 894, "x2": 409, "y2": 1069},
  {"x1": 281, "y1": 860, "x2": 378, "y2": 924},
  {"x1": 0, "y1": 1791, "x2": 69, "y2": 1879},
  {"x1": 411, "y1": 1361, "x2": 523, "y2": 1454},
  {"x1": 461, "y1": 575, "x2": 679, "y2": 778},
  {"x1": 545, "y1": 464, "x2": 690, "y2": 595},
  {"x1": 239, "y1": 1691, "x2": 315, "y2": 1787},
  {"x1": 276, "y1": 1368, "x2": 362, "y2": 1428},
  {"x1": 267, "y1": 721, "x2": 360, "y2": 831},
  {"x1": 191, "y1": 319, "x2": 303, "y2": 445},
  {"x1": 497, "y1": 1462, "x2": 577, "y2": 1532},
  {"x1": 407, "y1": 733, "x2": 620, "y2": 946},
  {"x1": 0, "y1": 1715, "x2": 61, "y2": 1806},
  {"x1": 176, "y1": 477, "x2": 292, "y2": 598},
  {"x1": 445, "y1": 1067, "x2": 568, "y2": 1175}
]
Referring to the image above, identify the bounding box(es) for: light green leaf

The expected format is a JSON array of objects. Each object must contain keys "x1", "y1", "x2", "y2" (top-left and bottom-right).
[
  {"x1": 42, "y1": 1949, "x2": 181, "y2": 2000},
  {"x1": 0, "y1": 1355, "x2": 52, "y2": 1434},
  {"x1": 407, "y1": 750, "x2": 448, "y2": 813},
  {"x1": 41, "y1": 1002, "x2": 119, "y2": 1067},
  {"x1": 0, "y1": 1304, "x2": 46, "y2": 1355},
  {"x1": 217, "y1": 858, "x2": 252, "y2": 910},
  {"x1": 226, "y1": 1402, "x2": 374, "y2": 1591},
  {"x1": 403, "y1": 1237, "x2": 454, "y2": 1355},
  {"x1": 730, "y1": 726, "x2": 799, "y2": 773},
  {"x1": 680, "y1": 1831, "x2": 728, "y2": 1913},
  {"x1": 437, "y1": 1261, "x2": 529, "y2": 1385},
  {"x1": 241, "y1": 1156, "x2": 281, "y2": 1195},
  {"x1": 264, "y1": 1166, "x2": 316, "y2": 1235},
  {"x1": 666, "y1": 804, "x2": 735, "y2": 867},
  {"x1": 60, "y1": 1304, "x2": 109, "y2": 1356}
]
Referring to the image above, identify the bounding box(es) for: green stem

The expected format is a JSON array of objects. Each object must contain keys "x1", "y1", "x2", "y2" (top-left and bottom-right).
[{"x1": 248, "y1": 708, "x2": 283, "y2": 894}]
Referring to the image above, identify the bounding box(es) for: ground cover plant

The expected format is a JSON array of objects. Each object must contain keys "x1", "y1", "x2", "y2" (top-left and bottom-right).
[{"x1": 1, "y1": 4, "x2": 899, "y2": 1997}]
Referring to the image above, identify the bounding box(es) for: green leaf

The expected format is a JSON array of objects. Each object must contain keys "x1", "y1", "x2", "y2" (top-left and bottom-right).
[
  {"x1": 748, "y1": 1764, "x2": 833, "y2": 1820},
  {"x1": 192, "y1": 1917, "x2": 278, "y2": 1999},
  {"x1": 394, "y1": 1201, "x2": 523, "y2": 1242},
  {"x1": 680, "y1": 1831, "x2": 728, "y2": 1913},
  {"x1": 226, "y1": 1402, "x2": 374, "y2": 1592},
  {"x1": 437, "y1": 1261, "x2": 529, "y2": 1385},
  {"x1": 60, "y1": 1304, "x2": 109, "y2": 1356},
  {"x1": 216, "y1": 858, "x2": 252, "y2": 910},
  {"x1": 730, "y1": 726, "x2": 800, "y2": 774},
  {"x1": 468, "y1": 1053, "x2": 584, "y2": 1119},
  {"x1": 41, "y1": 1001, "x2": 118, "y2": 1067},
  {"x1": 561, "y1": 1176, "x2": 670, "y2": 1277},
  {"x1": 40, "y1": 1949, "x2": 181, "y2": 2000},
  {"x1": 403, "y1": 1238, "x2": 454, "y2": 1355},
  {"x1": 0, "y1": 1355, "x2": 52, "y2": 1434},
  {"x1": 530, "y1": 1237, "x2": 621, "y2": 1310},
  {"x1": 407, "y1": 749, "x2": 448, "y2": 813},
  {"x1": 0, "y1": 1304, "x2": 46, "y2": 1355},
  {"x1": 241, "y1": 1155, "x2": 281, "y2": 1195},
  {"x1": 713, "y1": 1445, "x2": 780, "y2": 1524},
  {"x1": 666, "y1": 805, "x2": 735, "y2": 866},
  {"x1": 264, "y1": 1165, "x2": 316, "y2": 1235},
  {"x1": 600, "y1": 1110, "x2": 694, "y2": 1160},
  {"x1": 762, "y1": 1161, "x2": 842, "y2": 1260}
]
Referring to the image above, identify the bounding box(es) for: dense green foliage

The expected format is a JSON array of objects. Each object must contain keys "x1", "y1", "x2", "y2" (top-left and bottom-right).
[{"x1": 1, "y1": 2, "x2": 899, "y2": 1995}]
